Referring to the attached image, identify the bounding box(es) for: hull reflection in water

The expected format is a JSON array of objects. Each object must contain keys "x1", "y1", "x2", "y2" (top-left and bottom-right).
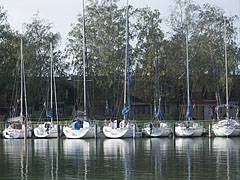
[
  {"x1": 3, "y1": 139, "x2": 30, "y2": 179},
  {"x1": 142, "y1": 138, "x2": 172, "y2": 151},
  {"x1": 212, "y1": 137, "x2": 240, "y2": 180},
  {"x1": 142, "y1": 138, "x2": 172, "y2": 179},
  {"x1": 62, "y1": 139, "x2": 97, "y2": 179},
  {"x1": 34, "y1": 139, "x2": 59, "y2": 155},
  {"x1": 175, "y1": 137, "x2": 204, "y2": 179},
  {"x1": 34, "y1": 139, "x2": 60, "y2": 180},
  {"x1": 63, "y1": 139, "x2": 96, "y2": 158},
  {"x1": 103, "y1": 139, "x2": 134, "y2": 179},
  {"x1": 2, "y1": 138, "x2": 240, "y2": 179}
]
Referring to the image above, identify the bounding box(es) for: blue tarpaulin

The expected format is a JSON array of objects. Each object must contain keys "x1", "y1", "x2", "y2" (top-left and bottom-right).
[
  {"x1": 121, "y1": 105, "x2": 128, "y2": 116},
  {"x1": 47, "y1": 108, "x2": 53, "y2": 118}
]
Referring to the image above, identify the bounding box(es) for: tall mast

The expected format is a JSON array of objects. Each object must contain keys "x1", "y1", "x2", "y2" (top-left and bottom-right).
[
  {"x1": 50, "y1": 43, "x2": 53, "y2": 123},
  {"x1": 123, "y1": 0, "x2": 128, "y2": 120},
  {"x1": 123, "y1": 0, "x2": 131, "y2": 120},
  {"x1": 83, "y1": 0, "x2": 87, "y2": 115},
  {"x1": 186, "y1": 14, "x2": 191, "y2": 120},
  {"x1": 156, "y1": 51, "x2": 161, "y2": 120},
  {"x1": 224, "y1": 19, "x2": 229, "y2": 120},
  {"x1": 53, "y1": 46, "x2": 59, "y2": 123},
  {"x1": 20, "y1": 39, "x2": 23, "y2": 117},
  {"x1": 126, "y1": 0, "x2": 131, "y2": 121}
]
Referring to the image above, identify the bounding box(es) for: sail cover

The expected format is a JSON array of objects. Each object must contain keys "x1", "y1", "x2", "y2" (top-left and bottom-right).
[{"x1": 121, "y1": 104, "x2": 129, "y2": 116}]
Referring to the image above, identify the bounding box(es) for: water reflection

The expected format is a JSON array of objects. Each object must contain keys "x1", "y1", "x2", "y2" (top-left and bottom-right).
[
  {"x1": 1, "y1": 137, "x2": 240, "y2": 179},
  {"x1": 175, "y1": 138, "x2": 204, "y2": 180},
  {"x1": 34, "y1": 139, "x2": 60, "y2": 180},
  {"x1": 2, "y1": 139, "x2": 31, "y2": 180},
  {"x1": 212, "y1": 138, "x2": 240, "y2": 180},
  {"x1": 103, "y1": 139, "x2": 134, "y2": 179},
  {"x1": 62, "y1": 139, "x2": 97, "y2": 179},
  {"x1": 142, "y1": 138, "x2": 172, "y2": 179}
]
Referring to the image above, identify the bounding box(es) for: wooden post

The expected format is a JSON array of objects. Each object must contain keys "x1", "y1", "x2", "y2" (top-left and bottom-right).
[
  {"x1": 209, "y1": 124, "x2": 212, "y2": 137},
  {"x1": 133, "y1": 124, "x2": 136, "y2": 138},
  {"x1": 95, "y1": 124, "x2": 98, "y2": 138},
  {"x1": 57, "y1": 124, "x2": 60, "y2": 138},
  {"x1": 172, "y1": 123, "x2": 176, "y2": 137},
  {"x1": 24, "y1": 122, "x2": 27, "y2": 140}
]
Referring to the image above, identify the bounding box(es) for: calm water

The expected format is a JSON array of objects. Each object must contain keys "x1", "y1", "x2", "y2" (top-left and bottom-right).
[{"x1": 0, "y1": 137, "x2": 239, "y2": 179}]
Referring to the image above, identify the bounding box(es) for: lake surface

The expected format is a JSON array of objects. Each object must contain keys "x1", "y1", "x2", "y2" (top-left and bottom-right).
[{"x1": 0, "y1": 137, "x2": 239, "y2": 179}]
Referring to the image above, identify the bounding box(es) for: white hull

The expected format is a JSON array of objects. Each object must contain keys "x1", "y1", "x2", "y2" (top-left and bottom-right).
[
  {"x1": 175, "y1": 123, "x2": 203, "y2": 137},
  {"x1": 213, "y1": 120, "x2": 240, "y2": 137},
  {"x1": 3, "y1": 124, "x2": 32, "y2": 139},
  {"x1": 63, "y1": 126, "x2": 95, "y2": 139},
  {"x1": 34, "y1": 123, "x2": 60, "y2": 138},
  {"x1": 103, "y1": 126, "x2": 133, "y2": 138},
  {"x1": 142, "y1": 127, "x2": 172, "y2": 137}
]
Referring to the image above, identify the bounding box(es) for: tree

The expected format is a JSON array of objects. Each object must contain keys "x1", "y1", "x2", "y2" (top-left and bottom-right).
[
  {"x1": 0, "y1": 7, "x2": 20, "y2": 107},
  {"x1": 22, "y1": 12, "x2": 68, "y2": 110},
  {"x1": 168, "y1": 0, "x2": 239, "y2": 104},
  {"x1": 67, "y1": 0, "x2": 127, "y2": 117},
  {"x1": 133, "y1": 7, "x2": 164, "y2": 115}
]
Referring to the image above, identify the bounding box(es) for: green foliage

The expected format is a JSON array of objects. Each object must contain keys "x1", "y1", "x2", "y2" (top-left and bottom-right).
[{"x1": 1, "y1": 0, "x2": 240, "y2": 119}]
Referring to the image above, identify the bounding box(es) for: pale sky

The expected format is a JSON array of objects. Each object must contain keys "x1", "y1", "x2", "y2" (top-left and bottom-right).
[{"x1": 0, "y1": 0, "x2": 239, "y2": 50}]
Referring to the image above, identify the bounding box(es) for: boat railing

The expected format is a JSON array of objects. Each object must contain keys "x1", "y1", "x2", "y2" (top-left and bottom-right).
[{"x1": 216, "y1": 104, "x2": 239, "y2": 121}]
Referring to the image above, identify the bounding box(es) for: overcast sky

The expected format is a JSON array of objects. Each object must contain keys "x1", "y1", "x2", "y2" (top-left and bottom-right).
[{"x1": 1, "y1": 0, "x2": 239, "y2": 50}]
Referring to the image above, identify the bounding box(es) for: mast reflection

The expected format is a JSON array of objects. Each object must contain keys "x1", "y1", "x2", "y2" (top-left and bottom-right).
[{"x1": 212, "y1": 137, "x2": 240, "y2": 180}]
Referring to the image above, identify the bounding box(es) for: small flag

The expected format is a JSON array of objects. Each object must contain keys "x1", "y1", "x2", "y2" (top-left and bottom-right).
[
  {"x1": 193, "y1": 103, "x2": 196, "y2": 109},
  {"x1": 155, "y1": 109, "x2": 161, "y2": 119},
  {"x1": 47, "y1": 108, "x2": 53, "y2": 118},
  {"x1": 121, "y1": 104, "x2": 129, "y2": 115},
  {"x1": 186, "y1": 105, "x2": 191, "y2": 118}
]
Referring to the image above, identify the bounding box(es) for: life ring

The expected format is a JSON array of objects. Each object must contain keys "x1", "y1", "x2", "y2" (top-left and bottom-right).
[{"x1": 120, "y1": 122, "x2": 124, "y2": 129}]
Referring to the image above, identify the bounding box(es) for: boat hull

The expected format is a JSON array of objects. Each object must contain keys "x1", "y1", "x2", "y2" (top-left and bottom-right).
[
  {"x1": 34, "y1": 123, "x2": 60, "y2": 138},
  {"x1": 142, "y1": 127, "x2": 172, "y2": 137},
  {"x1": 175, "y1": 126, "x2": 203, "y2": 137},
  {"x1": 63, "y1": 126, "x2": 95, "y2": 139},
  {"x1": 103, "y1": 126, "x2": 134, "y2": 138},
  {"x1": 3, "y1": 125, "x2": 32, "y2": 139},
  {"x1": 213, "y1": 120, "x2": 240, "y2": 137}
]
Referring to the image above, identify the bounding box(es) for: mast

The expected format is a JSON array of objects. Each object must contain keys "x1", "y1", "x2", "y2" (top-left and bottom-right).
[
  {"x1": 51, "y1": 43, "x2": 59, "y2": 123},
  {"x1": 186, "y1": 14, "x2": 191, "y2": 120},
  {"x1": 156, "y1": 51, "x2": 161, "y2": 120},
  {"x1": 83, "y1": 0, "x2": 87, "y2": 115},
  {"x1": 126, "y1": 0, "x2": 131, "y2": 120},
  {"x1": 123, "y1": 0, "x2": 128, "y2": 121},
  {"x1": 23, "y1": 45, "x2": 28, "y2": 119},
  {"x1": 50, "y1": 43, "x2": 53, "y2": 123},
  {"x1": 20, "y1": 39, "x2": 23, "y2": 117},
  {"x1": 224, "y1": 18, "x2": 229, "y2": 120}
]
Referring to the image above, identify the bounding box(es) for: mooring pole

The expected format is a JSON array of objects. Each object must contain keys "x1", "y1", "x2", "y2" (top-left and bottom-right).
[
  {"x1": 209, "y1": 124, "x2": 212, "y2": 138},
  {"x1": 57, "y1": 124, "x2": 60, "y2": 138},
  {"x1": 95, "y1": 124, "x2": 98, "y2": 138},
  {"x1": 24, "y1": 122, "x2": 27, "y2": 140},
  {"x1": 172, "y1": 123, "x2": 176, "y2": 138},
  {"x1": 133, "y1": 123, "x2": 136, "y2": 138}
]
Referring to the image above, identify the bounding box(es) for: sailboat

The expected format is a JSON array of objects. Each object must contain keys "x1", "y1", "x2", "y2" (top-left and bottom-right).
[
  {"x1": 103, "y1": 0, "x2": 138, "y2": 138},
  {"x1": 3, "y1": 39, "x2": 32, "y2": 139},
  {"x1": 63, "y1": 0, "x2": 95, "y2": 139},
  {"x1": 33, "y1": 43, "x2": 60, "y2": 138},
  {"x1": 212, "y1": 19, "x2": 240, "y2": 137},
  {"x1": 175, "y1": 16, "x2": 203, "y2": 137},
  {"x1": 142, "y1": 53, "x2": 172, "y2": 137}
]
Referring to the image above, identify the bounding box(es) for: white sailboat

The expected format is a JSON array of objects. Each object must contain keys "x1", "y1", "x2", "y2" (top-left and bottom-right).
[
  {"x1": 3, "y1": 39, "x2": 32, "y2": 139},
  {"x1": 103, "y1": 0, "x2": 138, "y2": 138},
  {"x1": 142, "y1": 51, "x2": 172, "y2": 137},
  {"x1": 175, "y1": 15, "x2": 203, "y2": 137},
  {"x1": 34, "y1": 43, "x2": 60, "y2": 138},
  {"x1": 63, "y1": 0, "x2": 95, "y2": 139},
  {"x1": 212, "y1": 19, "x2": 240, "y2": 137}
]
